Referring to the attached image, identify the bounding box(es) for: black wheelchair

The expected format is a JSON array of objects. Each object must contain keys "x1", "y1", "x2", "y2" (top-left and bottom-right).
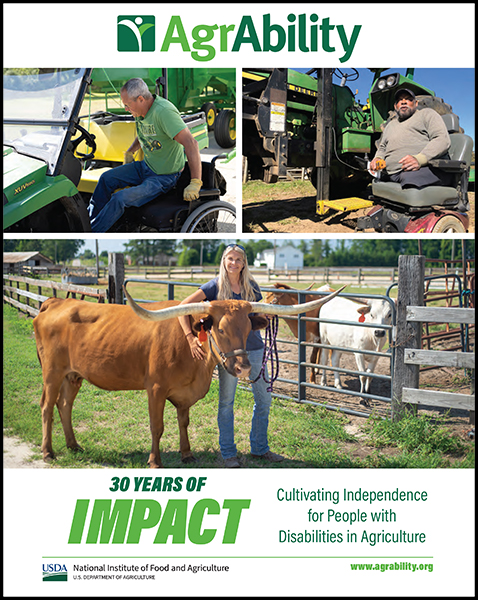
[{"x1": 108, "y1": 155, "x2": 236, "y2": 233}]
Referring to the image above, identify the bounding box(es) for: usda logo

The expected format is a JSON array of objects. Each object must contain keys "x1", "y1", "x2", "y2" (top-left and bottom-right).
[
  {"x1": 43, "y1": 564, "x2": 68, "y2": 582},
  {"x1": 117, "y1": 16, "x2": 155, "y2": 52}
]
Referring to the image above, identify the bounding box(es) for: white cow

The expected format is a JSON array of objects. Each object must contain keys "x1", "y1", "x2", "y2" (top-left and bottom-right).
[{"x1": 315, "y1": 285, "x2": 393, "y2": 403}]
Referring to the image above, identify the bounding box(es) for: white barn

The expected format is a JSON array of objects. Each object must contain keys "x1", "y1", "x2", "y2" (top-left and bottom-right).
[{"x1": 254, "y1": 245, "x2": 304, "y2": 269}]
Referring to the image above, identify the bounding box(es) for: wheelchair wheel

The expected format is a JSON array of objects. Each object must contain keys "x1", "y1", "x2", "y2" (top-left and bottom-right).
[
  {"x1": 431, "y1": 215, "x2": 466, "y2": 233},
  {"x1": 180, "y1": 201, "x2": 236, "y2": 233}
]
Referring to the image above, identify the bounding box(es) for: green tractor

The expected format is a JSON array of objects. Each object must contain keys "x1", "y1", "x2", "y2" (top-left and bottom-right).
[{"x1": 243, "y1": 68, "x2": 472, "y2": 233}]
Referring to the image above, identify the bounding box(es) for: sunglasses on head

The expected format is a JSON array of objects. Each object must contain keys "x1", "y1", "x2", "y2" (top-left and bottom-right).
[{"x1": 226, "y1": 243, "x2": 246, "y2": 253}]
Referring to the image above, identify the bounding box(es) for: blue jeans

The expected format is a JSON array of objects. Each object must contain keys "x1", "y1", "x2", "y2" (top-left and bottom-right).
[
  {"x1": 217, "y1": 348, "x2": 272, "y2": 459},
  {"x1": 88, "y1": 161, "x2": 181, "y2": 232}
]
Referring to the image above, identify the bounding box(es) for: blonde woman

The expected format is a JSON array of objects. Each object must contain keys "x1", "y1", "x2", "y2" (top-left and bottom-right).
[{"x1": 179, "y1": 244, "x2": 284, "y2": 468}]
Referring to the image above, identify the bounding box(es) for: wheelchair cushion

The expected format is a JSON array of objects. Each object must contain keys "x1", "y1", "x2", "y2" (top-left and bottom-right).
[
  {"x1": 371, "y1": 121, "x2": 473, "y2": 209},
  {"x1": 371, "y1": 180, "x2": 459, "y2": 208}
]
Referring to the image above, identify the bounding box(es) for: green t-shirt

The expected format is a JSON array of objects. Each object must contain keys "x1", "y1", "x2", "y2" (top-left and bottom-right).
[{"x1": 135, "y1": 95, "x2": 187, "y2": 175}]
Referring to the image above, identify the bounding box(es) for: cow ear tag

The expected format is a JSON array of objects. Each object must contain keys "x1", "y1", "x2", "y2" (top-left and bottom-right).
[
  {"x1": 358, "y1": 314, "x2": 366, "y2": 323},
  {"x1": 198, "y1": 324, "x2": 208, "y2": 343}
]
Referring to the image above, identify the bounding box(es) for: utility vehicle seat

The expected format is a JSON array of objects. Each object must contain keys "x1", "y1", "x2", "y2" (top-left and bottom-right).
[{"x1": 371, "y1": 113, "x2": 473, "y2": 212}]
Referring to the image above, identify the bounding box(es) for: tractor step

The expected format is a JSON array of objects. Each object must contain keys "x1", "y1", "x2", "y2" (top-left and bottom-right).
[{"x1": 317, "y1": 197, "x2": 374, "y2": 215}]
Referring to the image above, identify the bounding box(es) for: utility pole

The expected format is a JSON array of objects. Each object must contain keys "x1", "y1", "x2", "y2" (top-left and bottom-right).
[{"x1": 95, "y1": 240, "x2": 100, "y2": 278}]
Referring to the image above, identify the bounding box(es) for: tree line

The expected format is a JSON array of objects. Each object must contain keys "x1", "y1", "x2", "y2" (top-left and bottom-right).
[{"x1": 3, "y1": 238, "x2": 474, "y2": 268}]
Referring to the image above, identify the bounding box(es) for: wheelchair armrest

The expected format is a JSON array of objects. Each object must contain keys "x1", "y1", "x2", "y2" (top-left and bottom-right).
[
  {"x1": 428, "y1": 159, "x2": 467, "y2": 172},
  {"x1": 198, "y1": 187, "x2": 220, "y2": 198}
]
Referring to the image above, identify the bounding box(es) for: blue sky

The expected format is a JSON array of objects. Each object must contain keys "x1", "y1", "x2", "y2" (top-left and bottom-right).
[{"x1": 295, "y1": 67, "x2": 475, "y2": 141}]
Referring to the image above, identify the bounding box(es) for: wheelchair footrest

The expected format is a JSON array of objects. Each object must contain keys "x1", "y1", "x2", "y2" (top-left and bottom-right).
[{"x1": 317, "y1": 197, "x2": 374, "y2": 214}]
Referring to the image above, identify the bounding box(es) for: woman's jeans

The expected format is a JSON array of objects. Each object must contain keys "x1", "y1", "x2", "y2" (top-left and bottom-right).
[
  {"x1": 217, "y1": 348, "x2": 272, "y2": 459},
  {"x1": 87, "y1": 161, "x2": 181, "y2": 232}
]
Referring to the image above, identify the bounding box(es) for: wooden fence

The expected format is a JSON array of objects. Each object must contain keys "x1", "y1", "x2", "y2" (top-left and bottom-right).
[
  {"x1": 402, "y1": 305, "x2": 475, "y2": 418},
  {"x1": 4, "y1": 254, "x2": 474, "y2": 424},
  {"x1": 391, "y1": 256, "x2": 475, "y2": 423},
  {"x1": 3, "y1": 274, "x2": 107, "y2": 317}
]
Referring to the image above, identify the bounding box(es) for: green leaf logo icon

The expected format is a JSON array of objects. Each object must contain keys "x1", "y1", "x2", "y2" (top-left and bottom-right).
[{"x1": 117, "y1": 16, "x2": 155, "y2": 52}]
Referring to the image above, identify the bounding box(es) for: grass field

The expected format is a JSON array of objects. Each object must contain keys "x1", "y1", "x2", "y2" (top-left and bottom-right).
[{"x1": 3, "y1": 304, "x2": 473, "y2": 469}]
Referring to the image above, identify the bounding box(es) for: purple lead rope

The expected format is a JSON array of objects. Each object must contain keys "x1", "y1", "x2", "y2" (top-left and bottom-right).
[{"x1": 251, "y1": 315, "x2": 280, "y2": 392}]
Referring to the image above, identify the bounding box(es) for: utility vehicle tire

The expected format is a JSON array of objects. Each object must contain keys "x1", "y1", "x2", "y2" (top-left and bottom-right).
[
  {"x1": 201, "y1": 102, "x2": 217, "y2": 131},
  {"x1": 181, "y1": 201, "x2": 236, "y2": 233},
  {"x1": 214, "y1": 109, "x2": 236, "y2": 148},
  {"x1": 431, "y1": 215, "x2": 466, "y2": 233},
  {"x1": 6, "y1": 194, "x2": 91, "y2": 233}
]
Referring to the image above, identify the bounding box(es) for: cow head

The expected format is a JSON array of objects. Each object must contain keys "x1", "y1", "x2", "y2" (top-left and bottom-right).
[
  {"x1": 264, "y1": 282, "x2": 317, "y2": 307},
  {"x1": 190, "y1": 300, "x2": 268, "y2": 378},
  {"x1": 357, "y1": 300, "x2": 393, "y2": 339},
  {"x1": 123, "y1": 285, "x2": 346, "y2": 378}
]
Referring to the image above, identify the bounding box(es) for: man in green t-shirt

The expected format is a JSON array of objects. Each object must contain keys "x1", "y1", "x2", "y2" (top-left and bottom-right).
[{"x1": 87, "y1": 78, "x2": 202, "y2": 232}]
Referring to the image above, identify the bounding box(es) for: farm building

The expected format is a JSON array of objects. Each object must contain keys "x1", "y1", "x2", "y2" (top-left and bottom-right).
[
  {"x1": 3, "y1": 252, "x2": 55, "y2": 274},
  {"x1": 254, "y1": 245, "x2": 304, "y2": 269}
]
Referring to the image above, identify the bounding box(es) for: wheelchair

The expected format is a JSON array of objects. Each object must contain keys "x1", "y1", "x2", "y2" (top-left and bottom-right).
[
  {"x1": 356, "y1": 113, "x2": 473, "y2": 233},
  {"x1": 108, "y1": 155, "x2": 236, "y2": 233}
]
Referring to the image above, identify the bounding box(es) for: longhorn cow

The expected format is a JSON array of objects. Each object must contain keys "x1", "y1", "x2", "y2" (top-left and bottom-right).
[{"x1": 33, "y1": 284, "x2": 344, "y2": 468}]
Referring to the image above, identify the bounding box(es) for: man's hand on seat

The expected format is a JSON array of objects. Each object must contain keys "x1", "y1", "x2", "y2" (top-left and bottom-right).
[
  {"x1": 183, "y1": 179, "x2": 202, "y2": 201},
  {"x1": 399, "y1": 155, "x2": 420, "y2": 171}
]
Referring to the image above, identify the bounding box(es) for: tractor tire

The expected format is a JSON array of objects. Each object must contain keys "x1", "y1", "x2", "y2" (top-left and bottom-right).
[
  {"x1": 214, "y1": 109, "x2": 236, "y2": 148},
  {"x1": 431, "y1": 215, "x2": 466, "y2": 233},
  {"x1": 201, "y1": 102, "x2": 216, "y2": 131},
  {"x1": 5, "y1": 194, "x2": 91, "y2": 233},
  {"x1": 415, "y1": 95, "x2": 453, "y2": 115}
]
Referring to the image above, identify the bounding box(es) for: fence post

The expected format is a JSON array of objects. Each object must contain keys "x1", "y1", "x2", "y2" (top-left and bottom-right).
[
  {"x1": 108, "y1": 253, "x2": 124, "y2": 304},
  {"x1": 391, "y1": 255, "x2": 425, "y2": 421}
]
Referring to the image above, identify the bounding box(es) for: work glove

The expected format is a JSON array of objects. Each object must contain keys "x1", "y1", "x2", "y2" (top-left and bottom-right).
[
  {"x1": 123, "y1": 151, "x2": 135, "y2": 165},
  {"x1": 183, "y1": 179, "x2": 202, "y2": 202}
]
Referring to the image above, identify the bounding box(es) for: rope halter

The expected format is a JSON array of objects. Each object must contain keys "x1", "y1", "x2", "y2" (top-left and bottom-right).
[{"x1": 250, "y1": 315, "x2": 280, "y2": 392}]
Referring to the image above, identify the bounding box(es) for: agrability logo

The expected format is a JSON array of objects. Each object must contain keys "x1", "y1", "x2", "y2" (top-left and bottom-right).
[
  {"x1": 43, "y1": 564, "x2": 68, "y2": 582},
  {"x1": 118, "y1": 16, "x2": 155, "y2": 52},
  {"x1": 116, "y1": 14, "x2": 362, "y2": 62}
]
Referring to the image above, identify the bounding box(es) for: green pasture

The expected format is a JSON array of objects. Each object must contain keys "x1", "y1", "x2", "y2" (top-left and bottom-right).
[{"x1": 3, "y1": 304, "x2": 473, "y2": 469}]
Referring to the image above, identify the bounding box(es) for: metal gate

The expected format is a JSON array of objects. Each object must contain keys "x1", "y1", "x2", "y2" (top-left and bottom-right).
[
  {"x1": 259, "y1": 286, "x2": 396, "y2": 419},
  {"x1": 123, "y1": 279, "x2": 396, "y2": 419}
]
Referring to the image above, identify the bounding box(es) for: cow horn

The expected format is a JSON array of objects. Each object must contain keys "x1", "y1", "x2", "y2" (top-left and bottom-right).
[
  {"x1": 124, "y1": 285, "x2": 210, "y2": 321},
  {"x1": 249, "y1": 284, "x2": 347, "y2": 315}
]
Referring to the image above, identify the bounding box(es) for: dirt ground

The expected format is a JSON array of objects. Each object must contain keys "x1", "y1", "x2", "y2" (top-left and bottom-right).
[
  {"x1": 243, "y1": 186, "x2": 475, "y2": 234},
  {"x1": 3, "y1": 434, "x2": 47, "y2": 468}
]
